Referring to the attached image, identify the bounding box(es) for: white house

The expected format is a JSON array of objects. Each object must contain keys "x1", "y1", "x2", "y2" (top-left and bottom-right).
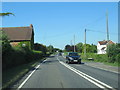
[{"x1": 97, "y1": 40, "x2": 114, "y2": 54}]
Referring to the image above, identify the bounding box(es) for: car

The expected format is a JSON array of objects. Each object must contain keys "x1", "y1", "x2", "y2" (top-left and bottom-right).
[
  {"x1": 58, "y1": 52, "x2": 62, "y2": 56},
  {"x1": 66, "y1": 52, "x2": 81, "y2": 64}
]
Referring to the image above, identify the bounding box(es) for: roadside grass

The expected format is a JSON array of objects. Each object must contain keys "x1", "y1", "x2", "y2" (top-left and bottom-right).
[
  {"x1": 2, "y1": 59, "x2": 44, "y2": 89},
  {"x1": 63, "y1": 52, "x2": 68, "y2": 56},
  {"x1": 79, "y1": 53, "x2": 120, "y2": 67}
]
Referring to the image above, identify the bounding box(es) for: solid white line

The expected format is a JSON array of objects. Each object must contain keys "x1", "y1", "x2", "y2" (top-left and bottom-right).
[
  {"x1": 17, "y1": 62, "x2": 42, "y2": 89},
  {"x1": 62, "y1": 55, "x2": 119, "y2": 74},
  {"x1": 57, "y1": 57, "x2": 115, "y2": 90}
]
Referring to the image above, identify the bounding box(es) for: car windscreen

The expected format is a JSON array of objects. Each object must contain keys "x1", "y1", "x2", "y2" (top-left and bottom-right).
[{"x1": 69, "y1": 53, "x2": 78, "y2": 56}]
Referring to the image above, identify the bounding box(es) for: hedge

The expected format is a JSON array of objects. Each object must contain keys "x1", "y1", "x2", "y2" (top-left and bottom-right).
[{"x1": 2, "y1": 47, "x2": 44, "y2": 70}]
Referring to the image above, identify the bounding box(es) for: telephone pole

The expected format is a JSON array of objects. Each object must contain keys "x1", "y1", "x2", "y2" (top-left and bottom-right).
[
  {"x1": 84, "y1": 29, "x2": 86, "y2": 58},
  {"x1": 74, "y1": 35, "x2": 76, "y2": 52},
  {"x1": 70, "y1": 40, "x2": 73, "y2": 46},
  {"x1": 106, "y1": 10, "x2": 109, "y2": 41}
]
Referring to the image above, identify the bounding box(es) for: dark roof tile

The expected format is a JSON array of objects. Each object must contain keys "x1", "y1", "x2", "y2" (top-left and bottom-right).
[{"x1": 0, "y1": 25, "x2": 34, "y2": 41}]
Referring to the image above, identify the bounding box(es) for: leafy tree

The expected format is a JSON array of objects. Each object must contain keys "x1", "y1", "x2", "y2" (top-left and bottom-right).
[
  {"x1": 76, "y1": 42, "x2": 83, "y2": 53},
  {"x1": 65, "y1": 45, "x2": 71, "y2": 52},
  {"x1": 1, "y1": 31, "x2": 11, "y2": 52},
  {"x1": 34, "y1": 43, "x2": 47, "y2": 54},
  {"x1": 0, "y1": 12, "x2": 14, "y2": 16},
  {"x1": 82, "y1": 43, "x2": 97, "y2": 53},
  {"x1": 47, "y1": 45, "x2": 54, "y2": 53},
  {"x1": 107, "y1": 44, "x2": 120, "y2": 63},
  {"x1": 53, "y1": 48, "x2": 61, "y2": 52},
  {"x1": 90, "y1": 44, "x2": 97, "y2": 53}
]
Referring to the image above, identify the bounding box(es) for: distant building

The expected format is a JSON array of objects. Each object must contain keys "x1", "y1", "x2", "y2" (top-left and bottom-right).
[
  {"x1": 97, "y1": 40, "x2": 115, "y2": 54},
  {"x1": 1, "y1": 24, "x2": 34, "y2": 49}
]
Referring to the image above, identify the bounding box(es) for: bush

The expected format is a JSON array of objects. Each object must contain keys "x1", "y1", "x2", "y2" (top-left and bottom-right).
[
  {"x1": 2, "y1": 46, "x2": 45, "y2": 70},
  {"x1": 1, "y1": 31, "x2": 47, "y2": 70},
  {"x1": 1, "y1": 31, "x2": 12, "y2": 53},
  {"x1": 107, "y1": 44, "x2": 120, "y2": 63},
  {"x1": 115, "y1": 53, "x2": 120, "y2": 63}
]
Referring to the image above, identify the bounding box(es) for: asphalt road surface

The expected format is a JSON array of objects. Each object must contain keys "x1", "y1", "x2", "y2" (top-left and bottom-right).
[{"x1": 17, "y1": 55, "x2": 119, "y2": 89}]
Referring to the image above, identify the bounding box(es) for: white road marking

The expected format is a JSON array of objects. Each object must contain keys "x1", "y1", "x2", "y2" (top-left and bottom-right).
[
  {"x1": 17, "y1": 59, "x2": 47, "y2": 89},
  {"x1": 62, "y1": 55, "x2": 119, "y2": 74},
  {"x1": 57, "y1": 57, "x2": 115, "y2": 90}
]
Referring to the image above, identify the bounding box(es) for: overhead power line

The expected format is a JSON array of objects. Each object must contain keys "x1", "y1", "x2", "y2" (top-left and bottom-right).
[{"x1": 86, "y1": 29, "x2": 118, "y2": 35}]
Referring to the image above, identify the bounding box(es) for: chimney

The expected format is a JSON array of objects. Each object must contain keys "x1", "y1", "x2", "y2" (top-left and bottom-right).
[{"x1": 30, "y1": 24, "x2": 33, "y2": 28}]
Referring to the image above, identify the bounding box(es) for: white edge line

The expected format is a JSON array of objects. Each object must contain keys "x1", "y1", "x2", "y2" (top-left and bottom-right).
[
  {"x1": 57, "y1": 57, "x2": 115, "y2": 89},
  {"x1": 17, "y1": 59, "x2": 47, "y2": 89}
]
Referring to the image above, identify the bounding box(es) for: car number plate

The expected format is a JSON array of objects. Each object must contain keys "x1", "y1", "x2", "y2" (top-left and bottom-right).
[{"x1": 74, "y1": 60, "x2": 78, "y2": 62}]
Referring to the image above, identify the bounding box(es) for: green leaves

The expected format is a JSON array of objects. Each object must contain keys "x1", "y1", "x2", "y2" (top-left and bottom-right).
[
  {"x1": 0, "y1": 12, "x2": 14, "y2": 16},
  {"x1": 107, "y1": 44, "x2": 120, "y2": 63}
]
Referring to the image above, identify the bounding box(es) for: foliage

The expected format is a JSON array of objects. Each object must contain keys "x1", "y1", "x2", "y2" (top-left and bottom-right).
[
  {"x1": 80, "y1": 53, "x2": 108, "y2": 62},
  {"x1": 2, "y1": 46, "x2": 44, "y2": 70},
  {"x1": 64, "y1": 45, "x2": 77, "y2": 52},
  {"x1": 1, "y1": 31, "x2": 12, "y2": 52},
  {"x1": 107, "y1": 44, "x2": 120, "y2": 63},
  {"x1": 64, "y1": 42, "x2": 97, "y2": 53},
  {"x1": 18, "y1": 41, "x2": 31, "y2": 49},
  {"x1": 76, "y1": 42, "x2": 83, "y2": 53},
  {"x1": 0, "y1": 12, "x2": 14, "y2": 16},
  {"x1": 47, "y1": 45, "x2": 54, "y2": 54},
  {"x1": 65, "y1": 45, "x2": 71, "y2": 52},
  {"x1": 34, "y1": 43, "x2": 47, "y2": 54}
]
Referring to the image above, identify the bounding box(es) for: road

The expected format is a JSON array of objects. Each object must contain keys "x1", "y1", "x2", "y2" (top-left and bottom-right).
[{"x1": 17, "y1": 55, "x2": 118, "y2": 89}]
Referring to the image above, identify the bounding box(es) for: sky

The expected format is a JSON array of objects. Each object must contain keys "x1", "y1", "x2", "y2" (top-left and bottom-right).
[{"x1": 2, "y1": 2, "x2": 118, "y2": 49}]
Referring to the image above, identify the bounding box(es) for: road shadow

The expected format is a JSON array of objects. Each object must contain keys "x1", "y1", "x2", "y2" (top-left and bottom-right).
[
  {"x1": 42, "y1": 60, "x2": 58, "y2": 64},
  {"x1": 68, "y1": 62, "x2": 85, "y2": 65},
  {"x1": 30, "y1": 67, "x2": 41, "y2": 71},
  {"x1": 48, "y1": 56, "x2": 55, "y2": 58}
]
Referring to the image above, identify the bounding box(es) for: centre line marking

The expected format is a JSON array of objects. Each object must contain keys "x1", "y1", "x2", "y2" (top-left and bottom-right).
[{"x1": 57, "y1": 57, "x2": 115, "y2": 90}]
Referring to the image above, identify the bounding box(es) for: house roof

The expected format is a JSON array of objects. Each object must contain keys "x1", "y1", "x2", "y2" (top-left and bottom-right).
[
  {"x1": 98, "y1": 40, "x2": 114, "y2": 45},
  {"x1": 0, "y1": 24, "x2": 34, "y2": 41}
]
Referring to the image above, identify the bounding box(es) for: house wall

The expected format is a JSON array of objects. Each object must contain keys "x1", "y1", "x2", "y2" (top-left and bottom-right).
[
  {"x1": 97, "y1": 43, "x2": 107, "y2": 54},
  {"x1": 10, "y1": 42, "x2": 20, "y2": 47},
  {"x1": 10, "y1": 41, "x2": 31, "y2": 49}
]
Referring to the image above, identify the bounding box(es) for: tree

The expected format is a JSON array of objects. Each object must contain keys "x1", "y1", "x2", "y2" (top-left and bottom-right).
[
  {"x1": 90, "y1": 44, "x2": 97, "y2": 53},
  {"x1": 47, "y1": 45, "x2": 54, "y2": 53},
  {"x1": 34, "y1": 43, "x2": 47, "y2": 54},
  {"x1": 106, "y1": 44, "x2": 120, "y2": 63},
  {"x1": 82, "y1": 43, "x2": 97, "y2": 53},
  {"x1": 76, "y1": 42, "x2": 83, "y2": 53},
  {"x1": 1, "y1": 31, "x2": 11, "y2": 52},
  {"x1": 0, "y1": 12, "x2": 14, "y2": 16},
  {"x1": 65, "y1": 45, "x2": 71, "y2": 52}
]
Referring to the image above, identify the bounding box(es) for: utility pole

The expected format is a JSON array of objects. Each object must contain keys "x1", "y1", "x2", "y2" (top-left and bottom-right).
[
  {"x1": 74, "y1": 35, "x2": 76, "y2": 52},
  {"x1": 106, "y1": 10, "x2": 110, "y2": 58},
  {"x1": 70, "y1": 40, "x2": 73, "y2": 46},
  {"x1": 84, "y1": 29, "x2": 86, "y2": 59},
  {"x1": 106, "y1": 10, "x2": 109, "y2": 42}
]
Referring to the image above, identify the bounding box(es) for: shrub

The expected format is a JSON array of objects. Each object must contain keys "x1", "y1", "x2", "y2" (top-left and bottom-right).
[
  {"x1": 107, "y1": 44, "x2": 120, "y2": 63},
  {"x1": 2, "y1": 46, "x2": 45, "y2": 70}
]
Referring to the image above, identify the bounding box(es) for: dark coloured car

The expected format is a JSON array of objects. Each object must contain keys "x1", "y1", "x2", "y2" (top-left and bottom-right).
[{"x1": 66, "y1": 52, "x2": 81, "y2": 64}]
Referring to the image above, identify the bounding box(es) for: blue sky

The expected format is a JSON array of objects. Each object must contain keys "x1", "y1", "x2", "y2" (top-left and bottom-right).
[{"x1": 2, "y1": 2, "x2": 118, "y2": 49}]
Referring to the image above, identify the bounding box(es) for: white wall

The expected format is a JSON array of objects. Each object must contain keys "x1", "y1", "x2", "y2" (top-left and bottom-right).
[{"x1": 97, "y1": 43, "x2": 107, "y2": 54}]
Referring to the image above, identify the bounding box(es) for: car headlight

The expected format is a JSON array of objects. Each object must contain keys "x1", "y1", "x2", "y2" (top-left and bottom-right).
[{"x1": 69, "y1": 57, "x2": 73, "y2": 60}]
